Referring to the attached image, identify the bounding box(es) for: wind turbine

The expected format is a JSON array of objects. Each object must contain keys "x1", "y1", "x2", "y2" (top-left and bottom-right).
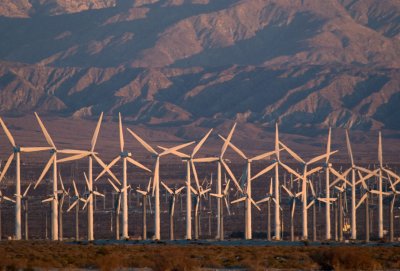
[
  {"x1": 161, "y1": 181, "x2": 185, "y2": 240},
  {"x1": 106, "y1": 178, "x2": 130, "y2": 240},
  {"x1": 387, "y1": 173, "x2": 400, "y2": 242},
  {"x1": 0, "y1": 117, "x2": 52, "y2": 240},
  {"x1": 213, "y1": 123, "x2": 243, "y2": 240},
  {"x1": 136, "y1": 178, "x2": 152, "y2": 240},
  {"x1": 256, "y1": 178, "x2": 274, "y2": 240},
  {"x1": 66, "y1": 179, "x2": 85, "y2": 240},
  {"x1": 210, "y1": 179, "x2": 232, "y2": 240},
  {"x1": 20, "y1": 183, "x2": 32, "y2": 240},
  {"x1": 57, "y1": 112, "x2": 120, "y2": 241},
  {"x1": 282, "y1": 184, "x2": 301, "y2": 241},
  {"x1": 33, "y1": 112, "x2": 91, "y2": 241},
  {"x1": 159, "y1": 128, "x2": 213, "y2": 240},
  {"x1": 219, "y1": 135, "x2": 276, "y2": 239},
  {"x1": 189, "y1": 182, "x2": 211, "y2": 240},
  {"x1": 279, "y1": 141, "x2": 337, "y2": 240},
  {"x1": 343, "y1": 129, "x2": 380, "y2": 240},
  {"x1": 57, "y1": 173, "x2": 69, "y2": 241},
  {"x1": 127, "y1": 128, "x2": 194, "y2": 240},
  {"x1": 376, "y1": 131, "x2": 392, "y2": 239},
  {"x1": 308, "y1": 179, "x2": 336, "y2": 241},
  {"x1": 0, "y1": 189, "x2": 15, "y2": 240}
]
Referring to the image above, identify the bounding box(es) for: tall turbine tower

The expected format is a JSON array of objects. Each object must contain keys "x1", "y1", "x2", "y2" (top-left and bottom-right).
[
  {"x1": 219, "y1": 135, "x2": 275, "y2": 239},
  {"x1": 159, "y1": 129, "x2": 213, "y2": 240},
  {"x1": 95, "y1": 114, "x2": 151, "y2": 239},
  {"x1": 127, "y1": 128, "x2": 194, "y2": 240},
  {"x1": 0, "y1": 118, "x2": 52, "y2": 240},
  {"x1": 33, "y1": 112, "x2": 90, "y2": 240}
]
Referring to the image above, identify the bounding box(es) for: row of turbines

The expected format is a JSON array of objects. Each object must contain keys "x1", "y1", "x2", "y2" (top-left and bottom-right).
[{"x1": 0, "y1": 113, "x2": 398, "y2": 242}]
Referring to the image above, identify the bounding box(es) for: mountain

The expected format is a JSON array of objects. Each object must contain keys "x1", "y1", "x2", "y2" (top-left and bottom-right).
[{"x1": 0, "y1": 0, "x2": 399, "y2": 134}]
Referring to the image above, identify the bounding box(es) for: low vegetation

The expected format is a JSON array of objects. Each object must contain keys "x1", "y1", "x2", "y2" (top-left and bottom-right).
[{"x1": 0, "y1": 241, "x2": 399, "y2": 270}]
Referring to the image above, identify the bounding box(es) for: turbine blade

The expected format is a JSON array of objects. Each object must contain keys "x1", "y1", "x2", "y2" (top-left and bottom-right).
[
  {"x1": 35, "y1": 155, "x2": 55, "y2": 189},
  {"x1": 34, "y1": 112, "x2": 56, "y2": 148},
  {"x1": 250, "y1": 197, "x2": 261, "y2": 211},
  {"x1": 20, "y1": 147, "x2": 52, "y2": 152},
  {"x1": 191, "y1": 160, "x2": 201, "y2": 191},
  {"x1": 279, "y1": 141, "x2": 305, "y2": 164},
  {"x1": 0, "y1": 153, "x2": 14, "y2": 182},
  {"x1": 256, "y1": 197, "x2": 270, "y2": 204},
  {"x1": 107, "y1": 178, "x2": 119, "y2": 192},
  {"x1": 0, "y1": 118, "x2": 16, "y2": 147},
  {"x1": 305, "y1": 166, "x2": 322, "y2": 177},
  {"x1": 326, "y1": 127, "x2": 331, "y2": 163},
  {"x1": 345, "y1": 130, "x2": 354, "y2": 167},
  {"x1": 91, "y1": 112, "x2": 103, "y2": 152},
  {"x1": 42, "y1": 197, "x2": 53, "y2": 203},
  {"x1": 282, "y1": 185, "x2": 294, "y2": 198},
  {"x1": 251, "y1": 150, "x2": 276, "y2": 161},
  {"x1": 83, "y1": 172, "x2": 89, "y2": 189},
  {"x1": 119, "y1": 113, "x2": 124, "y2": 153},
  {"x1": 93, "y1": 155, "x2": 121, "y2": 185},
  {"x1": 152, "y1": 159, "x2": 159, "y2": 196},
  {"x1": 126, "y1": 156, "x2": 151, "y2": 172},
  {"x1": 176, "y1": 186, "x2": 185, "y2": 194},
  {"x1": 159, "y1": 141, "x2": 195, "y2": 157},
  {"x1": 161, "y1": 181, "x2": 173, "y2": 195},
  {"x1": 221, "y1": 161, "x2": 242, "y2": 193},
  {"x1": 218, "y1": 134, "x2": 247, "y2": 160},
  {"x1": 307, "y1": 151, "x2": 338, "y2": 165},
  {"x1": 250, "y1": 162, "x2": 276, "y2": 181},
  {"x1": 280, "y1": 162, "x2": 302, "y2": 179},
  {"x1": 23, "y1": 183, "x2": 32, "y2": 197},
  {"x1": 231, "y1": 197, "x2": 246, "y2": 204},
  {"x1": 146, "y1": 177, "x2": 152, "y2": 193},
  {"x1": 378, "y1": 131, "x2": 383, "y2": 168},
  {"x1": 193, "y1": 157, "x2": 219, "y2": 163},
  {"x1": 57, "y1": 153, "x2": 89, "y2": 163},
  {"x1": 67, "y1": 200, "x2": 78, "y2": 212},
  {"x1": 93, "y1": 191, "x2": 104, "y2": 197},
  {"x1": 192, "y1": 128, "x2": 213, "y2": 157},
  {"x1": 136, "y1": 190, "x2": 147, "y2": 196},
  {"x1": 356, "y1": 193, "x2": 368, "y2": 210},
  {"x1": 158, "y1": 146, "x2": 190, "y2": 158},
  {"x1": 224, "y1": 197, "x2": 231, "y2": 215},
  {"x1": 126, "y1": 128, "x2": 157, "y2": 155},
  {"x1": 72, "y1": 180, "x2": 79, "y2": 197},
  {"x1": 221, "y1": 123, "x2": 236, "y2": 157}
]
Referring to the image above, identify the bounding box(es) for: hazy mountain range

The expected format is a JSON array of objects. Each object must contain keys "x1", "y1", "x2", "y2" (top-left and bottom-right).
[{"x1": 0, "y1": 0, "x2": 399, "y2": 133}]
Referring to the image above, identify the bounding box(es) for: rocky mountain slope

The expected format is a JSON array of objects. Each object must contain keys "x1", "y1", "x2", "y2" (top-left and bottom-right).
[{"x1": 0, "y1": 0, "x2": 399, "y2": 133}]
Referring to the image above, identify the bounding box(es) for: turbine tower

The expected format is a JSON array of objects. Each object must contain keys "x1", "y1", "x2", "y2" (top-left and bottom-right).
[
  {"x1": 127, "y1": 128, "x2": 194, "y2": 240},
  {"x1": 95, "y1": 114, "x2": 151, "y2": 239},
  {"x1": 159, "y1": 129, "x2": 213, "y2": 240},
  {"x1": 0, "y1": 118, "x2": 52, "y2": 240},
  {"x1": 34, "y1": 112, "x2": 91, "y2": 240},
  {"x1": 220, "y1": 135, "x2": 275, "y2": 239}
]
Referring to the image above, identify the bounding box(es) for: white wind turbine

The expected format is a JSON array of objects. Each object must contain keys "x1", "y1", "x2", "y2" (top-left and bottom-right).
[
  {"x1": 127, "y1": 128, "x2": 194, "y2": 240},
  {"x1": 256, "y1": 178, "x2": 274, "y2": 240},
  {"x1": 95, "y1": 113, "x2": 151, "y2": 240},
  {"x1": 189, "y1": 182, "x2": 211, "y2": 240},
  {"x1": 106, "y1": 178, "x2": 131, "y2": 240},
  {"x1": 219, "y1": 135, "x2": 276, "y2": 239},
  {"x1": 343, "y1": 129, "x2": 380, "y2": 239},
  {"x1": 33, "y1": 112, "x2": 90, "y2": 240},
  {"x1": 136, "y1": 178, "x2": 152, "y2": 240},
  {"x1": 376, "y1": 131, "x2": 393, "y2": 239},
  {"x1": 210, "y1": 178, "x2": 232, "y2": 240},
  {"x1": 0, "y1": 117, "x2": 52, "y2": 240},
  {"x1": 213, "y1": 123, "x2": 243, "y2": 239},
  {"x1": 66, "y1": 179, "x2": 86, "y2": 240},
  {"x1": 158, "y1": 128, "x2": 213, "y2": 240},
  {"x1": 282, "y1": 184, "x2": 301, "y2": 241},
  {"x1": 57, "y1": 112, "x2": 120, "y2": 241},
  {"x1": 161, "y1": 181, "x2": 185, "y2": 240},
  {"x1": 0, "y1": 188, "x2": 15, "y2": 239},
  {"x1": 278, "y1": 141, "x2": 337, "y2": 240}
]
